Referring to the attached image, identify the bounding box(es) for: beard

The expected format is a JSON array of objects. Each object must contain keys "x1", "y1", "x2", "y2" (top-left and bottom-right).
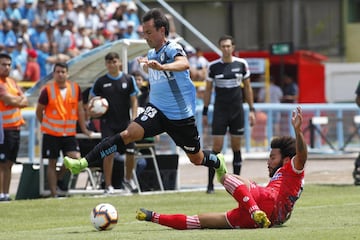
[{"x1": 269, "y1": 162, "x2": 283, "y2": 177}]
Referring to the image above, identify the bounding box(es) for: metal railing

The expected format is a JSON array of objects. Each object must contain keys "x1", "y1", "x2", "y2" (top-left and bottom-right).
[
  {"x1": 195, "y1": 103, "x2": 360, "y2": 153},
  {"x1": 20, "y1": 103, "x2": 360, "y2": 163}
]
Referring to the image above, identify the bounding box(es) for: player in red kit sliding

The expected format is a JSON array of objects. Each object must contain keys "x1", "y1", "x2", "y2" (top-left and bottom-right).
[{"x1": 136, "y1": 106, "x2": 307, "y2": 229}]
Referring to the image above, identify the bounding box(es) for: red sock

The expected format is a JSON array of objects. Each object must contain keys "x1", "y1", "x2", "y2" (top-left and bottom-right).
[
  {"x1": 153, "y1": 213, "x2": 201, "y2": 230},
  {"x1": 223, "y1": 175, "x2": 260, "y2": 215}
]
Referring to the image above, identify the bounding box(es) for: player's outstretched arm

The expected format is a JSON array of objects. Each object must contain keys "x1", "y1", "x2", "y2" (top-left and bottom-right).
[{"x1": 292, "y1": 106, "x2": 308, "y2": 171}]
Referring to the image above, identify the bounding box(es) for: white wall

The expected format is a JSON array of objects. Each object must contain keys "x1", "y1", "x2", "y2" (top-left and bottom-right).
[{"x1": 324, "y1": 63, "x2": 360, "y2": 103}]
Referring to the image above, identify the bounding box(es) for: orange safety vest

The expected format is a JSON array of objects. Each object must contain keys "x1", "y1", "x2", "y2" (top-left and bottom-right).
[
  {"x1": 41, "y1": 81, "x2": 79, "y2": 137},
  {"x1": 0, "y1": 77, "x2": 25, "y2": 128}
]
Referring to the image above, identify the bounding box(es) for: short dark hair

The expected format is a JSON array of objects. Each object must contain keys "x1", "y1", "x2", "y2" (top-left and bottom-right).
[
  {"x1": 53, "y1": 62, "x2": 68, "y2": 72},
  {"x1": 270, "y1": 136, "x2": 296, "y2": 159},
  {"x1": 218, "y1": 35, "x2": 235, "y2": 46},
  {"x1": 105, "y1": 52, "x2": 120, "y2": 61},
  {"x1": 0, "y1": 53, "x2": 12, "y2": 61},
  {"x1": 142, "y1": 8, "x2": 169, "y2": 37}
]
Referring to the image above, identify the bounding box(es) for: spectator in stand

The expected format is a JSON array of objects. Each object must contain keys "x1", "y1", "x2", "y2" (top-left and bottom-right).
[
  {"x1": 53, "y1": 20, "x2": 74, "y2": 56},
  {"x1": 34, "y1": 0, "x2": 47, "y2": 25},
  {"x1": 45, "y1": 0, "x2": 58, "y2": 25},
  {"x1": 111, "y1": 4, "x2": 127, "y2": 23},
  {"x1": 90, "y1": 23, "x2": 106, "y2": 47},
  {"x1": 0, "y1": 2, "x2": 7, "y2": 24},
  {"x1": 2, "y1": 20, "x2": 17, "y2": 48},
  {"x1": 102, "y1": 28, "x2": 114, "y2": 43},
  {"x1": 117, "y1": 1, "x2": 129, "y2": 22},
  {"x1": 74, "y1": 25, "x2": 93, "y2": 54},
  {"x1": 6, "y1": 0, "x2": 22, "y2": 21},
  {"x1": 84, "y1": 2, "x2": 100, "y2": 34},
  {"x1": 124, "y1": 21, "x2": 139, "y2": 39},
  {"x1": 116, "y1": 21, "x2": 127, "y2": 40},
  {"x1": 29, "y1": 21, "x2": 48, "y2": 50},
  {"x1": 126, "y1": 1, "x2": 140, "y2": 29},
  {"x1": 71, "y1": 1, "x2": 86, "y2": 31},
  {"x1": 23, "y1": 49, "x2": 40, "y2": 82},
  {"x1": 19, "y1": 0, "x2": 36, "y2": 24},
  {"x1": 44, "y1": 22, "x2": 57, "y2": 55},
  {"x1": 37, "y1": 42, "x2": 70, "y2": 79},
  {"x1": 18, "y1": 19, "x2": 33, "y2": 50}
]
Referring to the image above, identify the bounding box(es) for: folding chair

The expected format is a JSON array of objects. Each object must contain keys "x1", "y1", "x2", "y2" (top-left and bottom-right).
[{"x1": 133, "y1": 140, "x2": 164, "y2": 192}]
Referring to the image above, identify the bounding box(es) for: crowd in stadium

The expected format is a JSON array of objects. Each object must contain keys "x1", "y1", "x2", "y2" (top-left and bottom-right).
[{"x1": 0, "y1": 0, "x2": 142, "y2": 81}]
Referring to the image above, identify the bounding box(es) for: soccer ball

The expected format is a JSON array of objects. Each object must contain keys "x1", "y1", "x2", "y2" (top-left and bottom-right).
[
  {"x1": 88, "y1": 97, "x2": 109, "y2": 115},
  {"x1": 90, "y1": 203, "x2": 118, "y2": 231}
]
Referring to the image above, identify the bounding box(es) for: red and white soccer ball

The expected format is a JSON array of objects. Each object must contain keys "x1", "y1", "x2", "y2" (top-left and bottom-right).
[
  {"x1": 88, "y1": 97, "x2": 109, "y2": 115},
  {"x1": 90, "y1": 203, "x2": 118, "y2": 231}
]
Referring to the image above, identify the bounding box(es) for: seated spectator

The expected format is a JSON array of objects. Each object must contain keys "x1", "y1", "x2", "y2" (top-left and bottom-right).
[
  {"x1": 90, "y1": 23, "x2": 107, "y2": 47},
  {"x1": 84, "y1": 2, "x2": 100, "y2": 34},
  {"x1": 124, "y1": 21, "x2": 139, "y2": 39},
  {"x1": 74, "y1": 25, "x2": 93, "y2": 53},
  {"x1": 0, "y1": 2, "x2": 7, "y2": 24},
  {"x1": 37, "y1": 42, "x2": 70, "y2": 79},
  {"x1": 53, "y1": 20, "x2": 75, "y2": 56},
  {"x1": 34, "y1": 0, "x2": 47, "y2": 25},
  {"x1": 6, "y1": 0, "x2": 22, "y2": 21},
  {"x1": 23, "y1": 49, "x2": 40, "y2": 82},
  {"x1": 126, "y1": 1, "x2": 140, "y2": 29},
  {"x1": 19, "y1": 19, "x2": 33, "y2": 49},
  {"x1": 20, "y1": 0, "x2": 36, "y2": 24},
  {"x1": 116, "y1": 21, "x2": 127, "y2": 40},
  {"x1": 29, "y1": 21, "x2": 48, "y2": 50},
  {"x1": 2, "y1": 19, "x2": 17, "y2": 48}
]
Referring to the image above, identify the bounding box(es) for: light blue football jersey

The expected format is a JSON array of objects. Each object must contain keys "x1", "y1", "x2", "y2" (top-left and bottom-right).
[{"x1": 147, "y1": 41, "x2": 196, "y2": 120}]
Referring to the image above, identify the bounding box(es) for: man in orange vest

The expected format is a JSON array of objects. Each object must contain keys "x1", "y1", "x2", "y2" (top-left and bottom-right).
[
  {"x1": 36, "y1": 62, "x2": 91, "y2": 197},
  {"x1": 0, "y1": 53, "x2": 29, "y2": 201}
]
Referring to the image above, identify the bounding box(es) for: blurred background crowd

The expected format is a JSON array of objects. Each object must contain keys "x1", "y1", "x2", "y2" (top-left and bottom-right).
[{"x1": 0, "y1": 0, "x2": 142, "y2": 82}]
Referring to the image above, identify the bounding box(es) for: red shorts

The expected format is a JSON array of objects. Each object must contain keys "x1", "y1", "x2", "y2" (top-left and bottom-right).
[{"x1": 225, "y1": 183, "x2": 276, "y2": 228}]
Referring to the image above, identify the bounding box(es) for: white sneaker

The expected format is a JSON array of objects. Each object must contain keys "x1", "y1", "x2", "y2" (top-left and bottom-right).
[
  {"x1": 104, "y1": 185, "x2": 114, "y2": 194},
  {"x1": 122, "y1": 179, "x2": 139, "y2": 193}
]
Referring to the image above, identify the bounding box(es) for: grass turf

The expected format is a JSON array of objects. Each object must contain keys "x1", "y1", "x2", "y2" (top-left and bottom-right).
[{"x1": 1, "y1": 184, "x2": 360, "y2": 240}]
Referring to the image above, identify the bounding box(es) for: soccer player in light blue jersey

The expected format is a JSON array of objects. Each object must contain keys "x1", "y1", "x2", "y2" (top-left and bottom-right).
[{"x1": 63, "y1": 8, "x2": 229, "y2": 189}]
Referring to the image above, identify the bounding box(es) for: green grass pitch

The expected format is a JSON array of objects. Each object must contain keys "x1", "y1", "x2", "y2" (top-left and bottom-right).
[{"x1": 1, "y1": 185, "x2": 360, "y2": 240}]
